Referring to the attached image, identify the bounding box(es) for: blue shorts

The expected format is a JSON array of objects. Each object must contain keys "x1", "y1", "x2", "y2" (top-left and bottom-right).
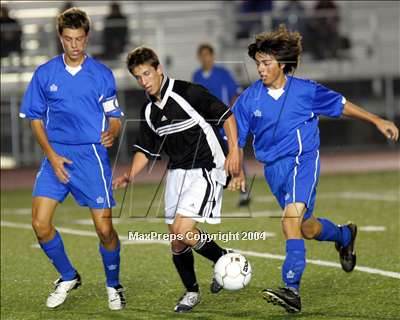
[
  {"x1": 33, "y1": 143, "x2": 115, "y2": 209},
  {"x1": 263, "y1": 150, "x2": 320, "y2": 220}
]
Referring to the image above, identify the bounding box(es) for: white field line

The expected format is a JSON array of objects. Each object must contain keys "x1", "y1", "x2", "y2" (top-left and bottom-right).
[
  {"x1": 2, "y1": 221, "x2": 399, "y2": 279},
  {"x1": 2, "y1": 189, "x2": 398, "y2": 217},
  {"x1": 359, "y1": 226, "x2": 386, "y2": 232}
]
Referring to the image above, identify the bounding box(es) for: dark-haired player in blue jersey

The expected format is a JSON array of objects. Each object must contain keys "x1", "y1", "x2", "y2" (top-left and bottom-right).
[
  {"x1": 192, "y1": 43, "x2": 251, "y2": 207},
  {"x1": 19, "y1": 8, "x2": 126, "y2": 310},
  {"x1": 231, "y1": 25, "x2": 399, "y2": 313}
]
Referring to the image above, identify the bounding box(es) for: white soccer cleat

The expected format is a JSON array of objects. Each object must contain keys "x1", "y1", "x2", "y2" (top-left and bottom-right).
[
  {"x1": 106, "y1": 285, "x2": 126, "y2": 310},
  {"x1": 46, "y1": 273, "x2": 81, "y2": 308},
  {"x1": 174, "y1": 291, "x2": 201, "y2": 313}
]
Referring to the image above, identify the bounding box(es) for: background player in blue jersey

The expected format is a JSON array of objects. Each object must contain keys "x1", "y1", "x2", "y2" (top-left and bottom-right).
[
  {"x1": 231, "y1": 25, "x2": 399, "y2": 313},
  {"x1": 192, "y1": 43, "x2": 251, "y2": 207},
  {"x1": 19, "y1": 8, "x2": 126, "y2": 311},
  {"x1": 192, "y1": 43, "x2": 241, "y2": 107}
]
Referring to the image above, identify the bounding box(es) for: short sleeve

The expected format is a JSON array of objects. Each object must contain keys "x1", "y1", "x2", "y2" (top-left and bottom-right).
[
  {"x1": 101, "y1": 69, "x2": 123, "y2": 118},
  {"x1": 187, "y1": 83, "x2": 232, "y2": 127},
  {"x1": 312, "y1": 83, "x2": 345, "y2": 118},
  {"x1": 19, "y1": 70, "x2": 47, "y2": 120},
  {"x1": 132, "y1": 105, "x2": 162, "y2": 160},
  {"x1": 232, "y1": 92, "x2": 250, "y2": 148}
]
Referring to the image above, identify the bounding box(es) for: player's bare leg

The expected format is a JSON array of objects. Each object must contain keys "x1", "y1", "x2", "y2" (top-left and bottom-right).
[
  {"x1": 91, "y1": 208, "x2": 125, "y2": 310},
  {"x1": 32, "y1": 197, "x2": 80, "y2": 308}
]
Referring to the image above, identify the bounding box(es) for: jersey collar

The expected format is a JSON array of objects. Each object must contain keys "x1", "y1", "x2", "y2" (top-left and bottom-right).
[
  {"x1": 61, "y1": 54, "x2": 88, "y2": 76},
  {"x1": 147, "y1": 75, "x2": 169, "y2": 103},
  {"x1": 266, "y1": 75, "x2": 289, "y2": 100},
  {"x1": 147, "y1": 76, "x2": 175, "y2": 110}
]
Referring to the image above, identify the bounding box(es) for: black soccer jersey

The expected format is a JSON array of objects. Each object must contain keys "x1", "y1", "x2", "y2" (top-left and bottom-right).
[{"x1": 133, "y1": 76, "x2": 232, "y2": 170}]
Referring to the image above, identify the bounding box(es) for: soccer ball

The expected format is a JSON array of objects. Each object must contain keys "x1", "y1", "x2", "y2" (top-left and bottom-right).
[{"x1": 214, "y1": 252, "x2": 252, "y2": 290}]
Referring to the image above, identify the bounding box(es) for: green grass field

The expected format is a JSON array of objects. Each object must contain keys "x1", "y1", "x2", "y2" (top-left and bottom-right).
[{"x1": 1, "y1": 171, "x2": 399, "y2": 320}]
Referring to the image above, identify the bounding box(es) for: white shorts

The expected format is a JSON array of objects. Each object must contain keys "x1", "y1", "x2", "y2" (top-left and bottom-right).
[{"x1": 164, "y1": 168, "x2": 225, "y2": 225}]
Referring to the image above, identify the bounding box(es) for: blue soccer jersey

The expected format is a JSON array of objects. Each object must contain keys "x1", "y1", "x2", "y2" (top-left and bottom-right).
[
  {"x1": 233, "y1": 76, "x2": 345, "y2": 165},
  {"x1": 20, "y1": 54, "x2": 123, "y2": 144},
  {"x1": 192, "y1": 65, "x2": 241, "y2": 105}
]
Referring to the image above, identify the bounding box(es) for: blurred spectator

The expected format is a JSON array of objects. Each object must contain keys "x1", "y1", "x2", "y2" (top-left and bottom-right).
[
  {"x1": 273, "y1": 1, "x2": 308, "y2": 36},
  {"x1": 0, "y1": 4, "x2": 22, "y2": 58},
  {"x1": 102, "y1": 2, "x2": 128, "y2": 60},
  {"x1": 236, "y1": 0, "x2": 273, "y2": 39},
  {"x1": 192, "y1": 44, "x2": 251, "y2": 207},
  {"x1": 56, "y1": 1, "x2": 74, "y2": 54},
  {"x1": 192, "y1": 43, "x2": 240, "y2": 106},
  {"x1": 308, "y1": 0, "x2": 340, "y2": 60}
]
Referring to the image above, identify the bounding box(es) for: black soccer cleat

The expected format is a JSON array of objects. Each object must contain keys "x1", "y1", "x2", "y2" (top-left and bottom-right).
[
  {"x1": 238, "y1": 191, "x2": 251, "y2": 207},
  {"x1": 335, "y1": 223, "x2": 357, "y2": 272},
  {"x1": 210, "y1": 248, "x2": 234, "y2": 294},
  {"x1": 262, "y1": 287, "x2": 301, "y2": 313},
  {"x1": 210, "y1": 277, "x2": 223, "y2": 294}
]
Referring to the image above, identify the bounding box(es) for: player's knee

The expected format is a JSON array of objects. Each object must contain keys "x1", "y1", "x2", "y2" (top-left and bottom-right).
[
  {"x1": 171, "y1": 240, "x2": 187, "y2": 253},
  {"x1": 31, "y1": 219, "x2": 52, "y2": 239},
  {"x1": 301, "y1": 220, "x2": 318, "y2": 239},
  {"x1": 96, "y1": 225, "x2": 115, "y2": 244},
  {"x1": 173, "y1": 224, "x2": 190, "y2": 239},
  {"x1": 281, "y1": 215, "x2": 302, "y2": 230}
]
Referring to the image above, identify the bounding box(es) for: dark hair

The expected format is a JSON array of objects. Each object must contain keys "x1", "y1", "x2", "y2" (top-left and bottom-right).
[
  {"x1": 197, "y1": 43, "x2": 214, "y2": 55},
  {"x1": 57, "y1": 7, "x2": 90, "y2": 35},
  {"x1": 126, "y1": 46, "x2": 160, "y2": 73},
  {"x1": 248, "y1": 24, "x2": 302, "y2": 74}
]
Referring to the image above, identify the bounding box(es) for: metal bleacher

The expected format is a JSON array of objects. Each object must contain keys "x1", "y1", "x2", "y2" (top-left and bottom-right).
[{"x1": 1, "y1": 1, "x2": 399, "y2": 167}]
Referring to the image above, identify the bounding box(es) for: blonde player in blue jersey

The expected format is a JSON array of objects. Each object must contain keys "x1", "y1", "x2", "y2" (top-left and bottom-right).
[
  {"x1": 19, "y1": 8, "x2": 126, "y2": 310},
  {"x1": 231, "y1": 25, "x2": 399, "y2": 313}
]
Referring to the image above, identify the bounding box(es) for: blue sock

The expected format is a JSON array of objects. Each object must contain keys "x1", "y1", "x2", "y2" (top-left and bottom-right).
[
  {"x1": 40, "y1": 230, "x2": 76, "y2": 281},
  {"x1": 315, "y1": 218, "x2": 351, "y2": 247},
  {"x1": 282, "y1": 239, "x2": 306, "y2": 291},
  {"x1": 99, "y1": 242, "x2": 121, "y2": 288}
]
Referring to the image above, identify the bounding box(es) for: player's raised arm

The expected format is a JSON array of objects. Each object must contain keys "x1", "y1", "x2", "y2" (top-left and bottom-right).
[
  {"x1": 31, "y1": 119, "x2": 72, "y2": 183},
  {"x1": 112, "y1": 151, "x2": 149, "y2": 189},
  {"x1": 342, "y1": 101, "x2": 399, "y2": 141}
]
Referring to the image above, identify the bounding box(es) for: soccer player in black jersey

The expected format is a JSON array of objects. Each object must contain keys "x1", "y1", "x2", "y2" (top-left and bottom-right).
[{"x1": 113, "y1": 47, "x2": 244, "y2": 312}]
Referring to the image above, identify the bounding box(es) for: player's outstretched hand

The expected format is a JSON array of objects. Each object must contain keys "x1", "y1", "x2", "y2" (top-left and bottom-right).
[
  {"x1": 375, "y1": 119, "x2": 399, "y2": 142},
  {"x1": 49, "y1": 154, "x2": 72, "y2": 184},
  {"x1": 224, "y1": 147, "x2": 240, "y2": 177},
  {"x1": 228, "y1": 170, "x2": 246, "y2": 192},
  {"x1": 112, "y1": 173, "x2": 130, "y2": 190},
  {"x1": 101, "y1": 131, "x2": 115, "y2": 148}
]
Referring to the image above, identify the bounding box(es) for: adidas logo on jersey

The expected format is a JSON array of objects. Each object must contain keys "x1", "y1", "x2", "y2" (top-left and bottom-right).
[
  {"x1": 50, "y1": 84, "x2": 58, "y2": 92},
  {"x1": 161, "y1": 115, "x2": 168, "y2": 122}
]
